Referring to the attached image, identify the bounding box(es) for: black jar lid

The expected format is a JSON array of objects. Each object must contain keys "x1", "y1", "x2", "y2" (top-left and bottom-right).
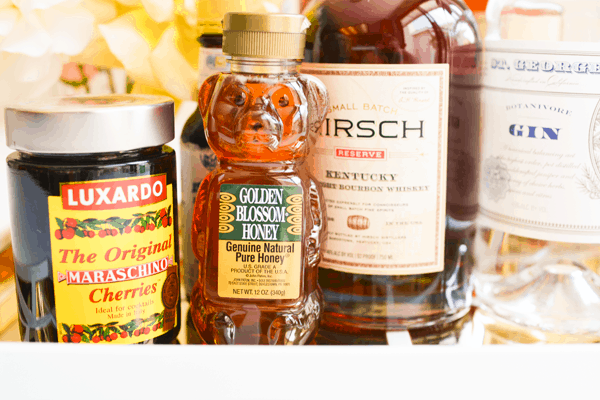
[{"x1": 5, "y1": 94, "x2": 174, "y2": 154}]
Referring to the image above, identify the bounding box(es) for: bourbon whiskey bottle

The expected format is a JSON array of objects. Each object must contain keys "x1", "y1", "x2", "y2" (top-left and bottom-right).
[
  {"x1": 190, "y1": 13, "x2": 329, "y2": 344},
  {"x1": 302, "y1": 0, "x2": 482, "y2": 330}
]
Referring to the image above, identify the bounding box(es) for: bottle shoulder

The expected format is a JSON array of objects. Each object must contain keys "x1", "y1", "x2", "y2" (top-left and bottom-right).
[
  {"x1": 304, "y1": 0, "x2": 481, "y2": 64},
  {"x1": 181, "y1": 108, "x2": 209, "y2": 148}
]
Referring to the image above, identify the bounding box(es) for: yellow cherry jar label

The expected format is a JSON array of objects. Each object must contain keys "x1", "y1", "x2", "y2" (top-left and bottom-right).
[{"x1": 49, "y1": 175, "x2": 178, "y2": 344}]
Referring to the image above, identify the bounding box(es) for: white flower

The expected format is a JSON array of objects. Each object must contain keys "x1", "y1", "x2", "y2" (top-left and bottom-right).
[
  {"x1": 96, "y1": 1, "x2": 195, "y2": 100},
  {"x1": 0, "y1": 0, "x2": 98, "y2": 242},
  {"x1": 94, "y1": 0, "x2": 299, "y2": 102},
  {"x1": 0, "y1": 0, "x2": 95, "y2": 126}
]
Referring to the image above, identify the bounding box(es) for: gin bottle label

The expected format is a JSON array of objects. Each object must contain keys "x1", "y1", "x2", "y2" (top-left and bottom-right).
[
  {"x1": 301, "y1": 63, "x2": 449, "y2": 275},
  {"x1": 480, "y1": 40, "x2": 600, "y2": 243}
]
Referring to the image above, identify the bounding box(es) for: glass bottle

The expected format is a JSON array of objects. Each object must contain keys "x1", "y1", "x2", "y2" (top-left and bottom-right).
[
  {"x1": 180, "y1": 32, "x2": 228, "y2": 300},
  {"x1": 5, "y1": 95, "x2": 181, "y2": 344},
  {"x1": 181, "y1": 1, "x2": 302, "y2": 299},
  {"x1": 190, "y1": 13, "x2": 329, "y2": 344},
  {"x1": 301, "y1": 0, "x2": 482, "y2": 331},
  {"x1": 474, "y1": 0, "x2": 600, "y2": 338}
]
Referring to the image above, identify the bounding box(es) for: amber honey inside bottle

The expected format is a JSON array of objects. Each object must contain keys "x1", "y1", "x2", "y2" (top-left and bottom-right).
[{"x1": 190, "y1": 13, "x2": 329, "y2": 344}]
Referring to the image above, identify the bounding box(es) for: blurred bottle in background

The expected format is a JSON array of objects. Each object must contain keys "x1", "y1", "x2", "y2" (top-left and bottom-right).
[
  {"x1": 180, "y1": 1, "x2": 229, "y2": 300},
  {"x1": 180, "y1": 1, "x2": 228, "y2": 300},
  {"x1": 464, "y1": 0, "x2": 488, "y2": 37},
  {"x1": 475, "y1": 0, "x2": 600, "y2": 342}
]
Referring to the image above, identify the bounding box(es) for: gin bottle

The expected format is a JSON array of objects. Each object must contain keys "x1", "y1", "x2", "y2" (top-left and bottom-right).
[{"x1": 475, "y1": 0, "x2": 600, "y2": 337}]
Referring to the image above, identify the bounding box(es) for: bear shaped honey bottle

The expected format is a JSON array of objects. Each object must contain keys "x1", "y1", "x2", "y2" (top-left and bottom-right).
[{"x1": 190, "y1": 13, "x2": 328, "y2": 344}]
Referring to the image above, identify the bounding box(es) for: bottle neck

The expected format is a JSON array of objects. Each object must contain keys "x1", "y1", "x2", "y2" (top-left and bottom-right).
[
  {"x1": 197, "y1": 34, "x2": 222, "y2": 48},
  {"x1": 229, "y1": 57, "x2": 300, "y2": 75}
]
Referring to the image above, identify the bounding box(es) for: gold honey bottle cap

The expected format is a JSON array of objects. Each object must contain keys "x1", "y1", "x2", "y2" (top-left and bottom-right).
[{"x1": 222, "y1": 12, "x2": 310, "y2": 59}]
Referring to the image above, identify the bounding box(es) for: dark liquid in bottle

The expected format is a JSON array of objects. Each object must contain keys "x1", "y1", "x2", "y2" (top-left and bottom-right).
[
  {"x1": 180, "y1": 34, "x2": 222, "y2": 299},
  {"x1": 303, "y1": 0, "x2": 481, "y2": 330},
  {"x1": 7, "y1": 148, "x2": 181, "y2": 343}
]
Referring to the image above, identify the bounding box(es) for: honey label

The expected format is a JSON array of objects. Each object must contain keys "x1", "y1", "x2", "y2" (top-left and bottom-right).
[
  {"x1": 49, "y1": 175, "x2": 178, "y2": 344},
  {"x1": 301, "y1": 63, "x2": 449, "y2": 275},
  {"x1": 217, "y1": 184, "x2": 302, "y2": 300}
]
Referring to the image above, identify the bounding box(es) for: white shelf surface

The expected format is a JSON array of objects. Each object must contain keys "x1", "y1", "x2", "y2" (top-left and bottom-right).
[{"x1": 0, "y1": 342, "x2": 598, "y2": 399}]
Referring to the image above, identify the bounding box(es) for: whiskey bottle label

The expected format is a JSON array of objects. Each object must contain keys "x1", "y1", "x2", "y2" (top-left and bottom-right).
[
  {"x1": 300, "y1": 63, "x2": 449, "y2": 275},
  {"x1": 480, "y1": 40, "x2": 600, "y2": 243},
  {"x1": 217, "y1": 184, "x2": 303, "y2": 299},
  {"x1": 49, "y1": 175, "x2": 178, "y2": 344}
]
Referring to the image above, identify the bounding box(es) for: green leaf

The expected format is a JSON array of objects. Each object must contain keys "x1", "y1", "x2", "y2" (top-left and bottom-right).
[
  {"x1": 118, "y1": 325, "x2": 128, "y2": 332},
  {"x1": 89, "y1": 323, "x2": 102, "y2": 328},
  {"x1": 106, "y1": 217, "x2": 120, "y2": 222},
  {"x1": 132, "y1": 218, "x2": 141, "y2": 226},
  {"x1": 123, "y1": 219, "x2": 132, "y2": 227},
  {"x1": 132, "y1": 213, "x2": 143, "y2": 217},
  {"x1": 83, "y1": 218, "x2": 98, "y2": 223},
  {"x1": 62, "y1": 323, "x2": 71, "y2": 335},
  {"x1": 83, "y1": 326, "x2": 93, "y2": 335},
  {"x1": 56, "y1": 218, "x2": 64, "y2": 230},
  {"x1": 75, "y1": 229, "x2": 85, "y2": 238},
  {"x1": 122, "y1": 322, "x2": 134, "y2": 330},
  {"x1": 109, "y1": 221, "x2": 125, "y2": 229},
  {"x1": 141, "y1": 219, "x2": 147, "y2": 229},
  {"x1": 89, "y1": 224, "x2": 102, "y2": 231},
  {"x1": 81, "y1": 335, "x2": 90, "y2": 343},
  {"x1": 107, "y1": 321, "x2": 118, "y2": 326}
]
